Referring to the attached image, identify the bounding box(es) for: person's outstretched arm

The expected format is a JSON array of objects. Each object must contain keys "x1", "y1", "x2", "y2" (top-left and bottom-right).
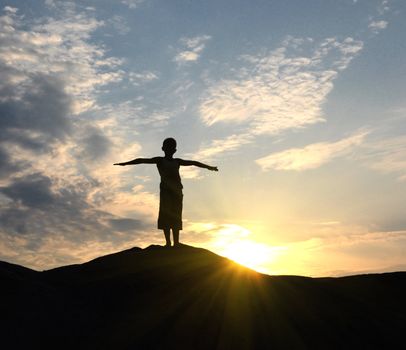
[
  {"x1": 114, "y1": 157, "x2": 160, "y2": 166},
  {"x1": 178, "y1": 159, "x2": 218, "y2": 171}
]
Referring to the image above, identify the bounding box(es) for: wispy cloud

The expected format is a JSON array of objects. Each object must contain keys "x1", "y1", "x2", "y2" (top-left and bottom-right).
[
  {"x1": 368, "y1": 20, "x2": 388, "y2": 33},
  {"x1": 196, "y1": 36, "x2": 363, "y2": 158},
  {"x1": 200, "y1": 37, "x2": 362, "y2": 131},
  {"x1": 129, "y1": 71, "x2": 158, "y2": 85},
  {"x1": 377, "y1": 0, "x2": 390, "y2": 16},
  {"x1": 191, "y1": 133, "x2": 253, "y2": 160},
  {"x1": 359, "y1": 135, "x2": 406, "y2": 181},
  {"x1": 182, "y1": 133, "x2": 254, "y2": 178},
  {"x1": 174, "y1": 35, "x2": 211, "y2": 64},
  {"x1": 108, "y1": 14, "x2": 131, "y2": 35},
  {"x1": 3, "y1": 5, "x2": 17, "y2": 13},
  {"x1": 368, "y1": 0, "x2": 390, "y2": 34},
  {"x1": 121, "y1": 0, "x2": 145, "y2": 9},
  {"x1": 101, "y1": 100, "x2": 170, "y2": 128},
  {"x1": 256, "y1": 131, "x2": 368, "y2": 171}
]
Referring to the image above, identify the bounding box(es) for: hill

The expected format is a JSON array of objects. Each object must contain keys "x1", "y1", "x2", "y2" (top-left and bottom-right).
[{"x1": 1, "y1": 244, "x2": 406, "y2": 349}]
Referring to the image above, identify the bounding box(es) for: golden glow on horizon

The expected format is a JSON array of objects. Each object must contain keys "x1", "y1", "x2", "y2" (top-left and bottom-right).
[
  {"x1": 209, "y1": 224, "x2": 286, "y2": 274},
  {"x1": 186, "y1": 222, "x2": 406, "y2": 277},
  {"x1": 219, "y1": 240, "x2": 274, "y2": 273}
]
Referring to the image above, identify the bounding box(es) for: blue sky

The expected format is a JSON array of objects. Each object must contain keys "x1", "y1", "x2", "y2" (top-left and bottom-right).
[{"x1": 0, "y1": 0, "x2": 405, "y2": 276}]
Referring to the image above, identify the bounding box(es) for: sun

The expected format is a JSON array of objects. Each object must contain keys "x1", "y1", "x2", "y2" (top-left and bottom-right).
[
  {"x1": 220, "y1": 240, "x2": 273, "y2": 273},
  {"x1": 209, "y1": 224, "x2": 280, "y2": 274}
]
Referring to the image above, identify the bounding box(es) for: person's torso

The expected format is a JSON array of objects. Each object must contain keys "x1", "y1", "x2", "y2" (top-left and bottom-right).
[{"x1": 157, "y1": 157, "x2": 183, "y2": 190}]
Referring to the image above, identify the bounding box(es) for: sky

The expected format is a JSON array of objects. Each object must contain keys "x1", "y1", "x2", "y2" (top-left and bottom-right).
[{"x1": 0, "y1": 0, "x2": 405, "y2": 276}]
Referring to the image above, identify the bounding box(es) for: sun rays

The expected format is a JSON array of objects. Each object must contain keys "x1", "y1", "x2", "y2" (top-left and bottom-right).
[{"x1": 208, "y1": 224, "x2": 285, "y2": 274}]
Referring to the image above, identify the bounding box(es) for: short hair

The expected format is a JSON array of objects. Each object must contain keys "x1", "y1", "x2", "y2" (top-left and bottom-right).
[{"x1": 162, "y1": 137, "x2": 177, "y2": 150}]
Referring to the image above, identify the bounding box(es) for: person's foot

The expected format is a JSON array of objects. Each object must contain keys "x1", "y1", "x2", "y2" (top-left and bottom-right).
[{"x1": 165, "y1": 243, "x2": 171, "y2": 248}]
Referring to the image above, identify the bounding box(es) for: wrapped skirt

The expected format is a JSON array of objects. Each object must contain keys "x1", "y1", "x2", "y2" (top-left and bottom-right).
[{"x1": 157, "y1": 187, "x2": 183, "y2": 230}]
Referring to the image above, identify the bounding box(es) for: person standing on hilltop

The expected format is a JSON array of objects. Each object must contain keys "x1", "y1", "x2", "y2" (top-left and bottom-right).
[{"x1": 114, "y1": 138, "x2": 218, "y2": 247}]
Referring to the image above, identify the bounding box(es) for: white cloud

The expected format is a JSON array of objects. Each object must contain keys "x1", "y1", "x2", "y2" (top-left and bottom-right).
[
  {"x1": 200, "y1": 37, "x2": 362, "y2": 131},
  {"x1": 377, "y1": 0, "x2": 390, "y2": 16},
  {"x1": 129, "y1": 71, "x2": 158, "y2": 85},
  {"x1": 0, "y1": 6, "x2": 124, "y2": 114},
  {"x1": 367, "y1": 0, "x2": 390, "y2": 34},
  {"x1": 256, "y1": 131, "x2": 368, "y2": 171},
  {"x1": 368, "y1": 20, "x2": 388, "y2": 33},
  {"x1": 175, "y1": 51, "x2": 199, "y2": 62},
  {"x1": 179, "y1": 133, "x2": 253, "y2": 178},
  {"x1": 180, "y1": 36, "x2": 211, "y2": 49},
  {"x1": 195, "y1": 36, "x2": 363, "y2": 159},
  {"x1": 121, "y1": 0, "x2": 144, "y2": 9},
  {"x1": 3, "y1": 6, "x2": 18, "y2": 13},
  {"x1": 174, "y1": 35, "x2": 211, "y2": 64},
  {"x1": 190, "y1": 133, "x2": 253, "y2": 161},
  {"x1": 97, "y1": 184, "x2": 159, "y2": 220}
]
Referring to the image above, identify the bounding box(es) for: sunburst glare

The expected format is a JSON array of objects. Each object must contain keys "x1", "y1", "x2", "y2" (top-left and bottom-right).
[{"x1": 210, "y1": 224, "x2": 285, "y2": 274}]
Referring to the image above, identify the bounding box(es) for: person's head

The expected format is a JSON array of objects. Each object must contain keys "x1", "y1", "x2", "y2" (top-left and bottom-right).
[{"x1": 162, "y1": 137, "x2": 177, "y2": 156}]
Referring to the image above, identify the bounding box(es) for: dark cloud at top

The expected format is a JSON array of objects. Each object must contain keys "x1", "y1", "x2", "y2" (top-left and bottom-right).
[{"x1": 0, "y1": 72, "x2": 72, "y2": 152}]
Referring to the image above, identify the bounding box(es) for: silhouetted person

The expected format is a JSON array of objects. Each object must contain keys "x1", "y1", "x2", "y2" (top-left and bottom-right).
[{"x1": 114, "y1": 138, "x2": 218, "y2": 247}]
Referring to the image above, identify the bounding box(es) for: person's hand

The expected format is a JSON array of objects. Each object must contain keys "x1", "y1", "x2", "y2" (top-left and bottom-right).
[
  {"x1": 208, "y1": 166, "x2": 218, "y2": 171},
  {"x1": 114, "y1": 162, "x2": 126, "y2": 166}
]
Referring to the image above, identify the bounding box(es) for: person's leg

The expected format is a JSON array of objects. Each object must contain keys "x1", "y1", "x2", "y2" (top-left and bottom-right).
[
  {"x1": 163, "y1": 229, "x2": 171, "y2": 247},
  {"x1": 172, "y1": 229, "x2": 180, "y2": 246}
]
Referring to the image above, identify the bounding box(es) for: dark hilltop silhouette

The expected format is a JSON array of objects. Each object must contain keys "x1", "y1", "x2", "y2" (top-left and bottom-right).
[{"x1": 1, "y1": 244, "x2": 406, "y2": 349}]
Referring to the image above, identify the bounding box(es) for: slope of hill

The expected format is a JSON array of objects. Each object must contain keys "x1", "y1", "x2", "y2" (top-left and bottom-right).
[{"x1": 1, "y1": 244, "x2": 405, "y2": 349}]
